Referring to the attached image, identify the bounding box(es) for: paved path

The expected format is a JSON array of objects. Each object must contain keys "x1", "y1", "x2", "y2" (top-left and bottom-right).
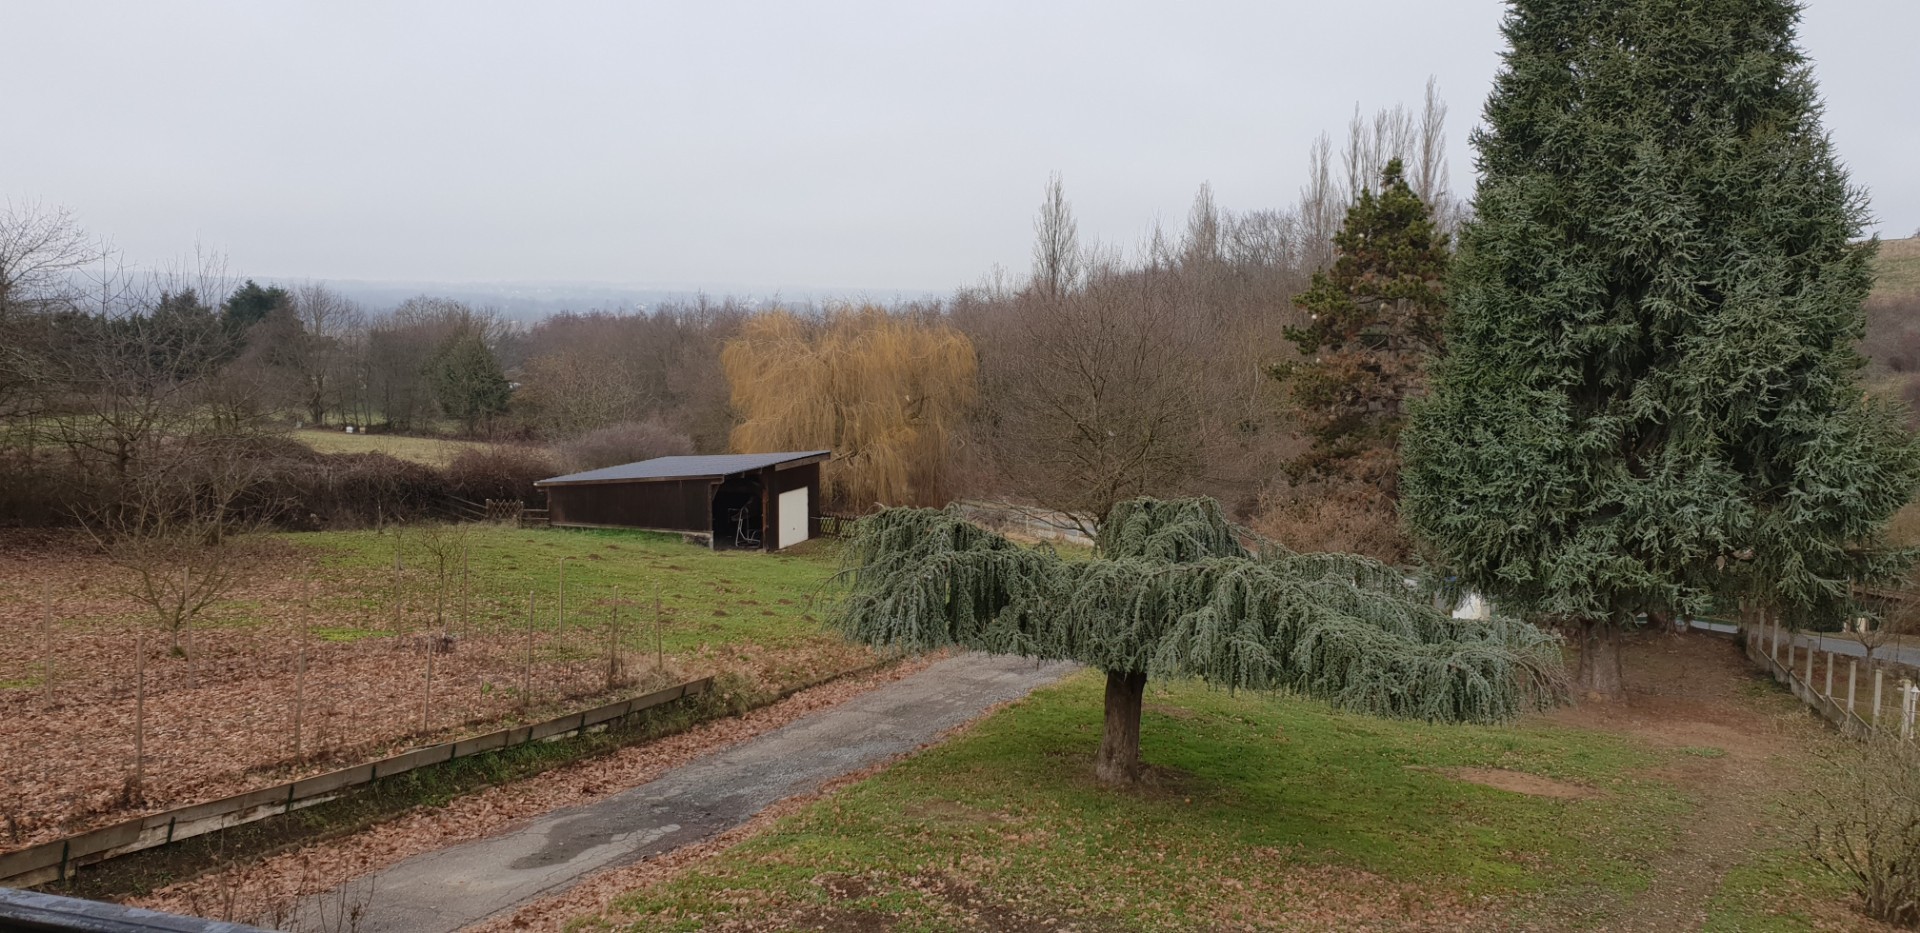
[
  {"x1": 295, "y1": 653, "x2": 1074, "y2": 933},
  {"x1": 1716, "y1": 619, "x2": 1920, "y2": 668},
  {"x1": 1686, "y1": 618, "x2": 1920, "y2": 668}
]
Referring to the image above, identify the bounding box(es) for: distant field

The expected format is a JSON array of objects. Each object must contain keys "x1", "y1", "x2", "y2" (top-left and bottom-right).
[
  {"x1": 292, "y1": 428, "x2": 491, "y2": 466},
  {"x1": 1877, "y1": 236, "x2": 1920, "y2": 297}
]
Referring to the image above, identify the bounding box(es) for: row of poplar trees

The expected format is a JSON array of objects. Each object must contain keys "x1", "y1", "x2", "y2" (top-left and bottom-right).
[{"x1": 1280, "y1": 0, "x2": 1920, "y2": 700}]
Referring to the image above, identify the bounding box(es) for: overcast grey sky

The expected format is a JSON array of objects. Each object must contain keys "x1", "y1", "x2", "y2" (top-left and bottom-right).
[{"x1": 5, "y1": 1, "x2": 1916, "y2": 295}]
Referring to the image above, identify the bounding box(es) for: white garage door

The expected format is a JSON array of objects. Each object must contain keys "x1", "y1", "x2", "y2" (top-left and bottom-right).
[{"x1": 777, "y1": 487, "x2": 809, "y2": 549}]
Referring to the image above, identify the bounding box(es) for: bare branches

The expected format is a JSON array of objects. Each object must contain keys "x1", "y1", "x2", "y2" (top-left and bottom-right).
[
  {"x1": 1030, "y1": 173, "x2": 1083, "y2": 300},
  {"x1": 1801, "y1": 735, "x2": 1920, "y2": 926},
  {"x1": 0, "y1": 200, "x2": 95, "y2": 316},
  {"x1": 83, "y1": 448, "x2": 273, "y2": 652},
  {"x1": 0, "y1": 202, "x2": 98, "y2": 423}
]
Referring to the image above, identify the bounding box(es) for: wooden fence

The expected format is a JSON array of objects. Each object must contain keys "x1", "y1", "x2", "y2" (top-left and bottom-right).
[
  {"x1": 815, "y1": 513, "x2": 862, "y2": 539},
  {"x1": 0, "y1": 677, "x2": 712, "y2": 889},
  {"x1": 1744, "y1": 616, "x2": 1918, "y2": 739}
]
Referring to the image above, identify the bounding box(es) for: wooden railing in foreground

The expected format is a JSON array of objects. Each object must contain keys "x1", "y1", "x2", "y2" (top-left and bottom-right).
[
  {"x1": 0, "y1": 886, "x2": 271, "y2": 932},
  {"x1": 0, "y1": 677, "x2": 713, "y2": 890}
]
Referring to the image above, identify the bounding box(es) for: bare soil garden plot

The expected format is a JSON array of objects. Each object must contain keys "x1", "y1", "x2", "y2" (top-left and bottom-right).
[{"x1": 0, "y1": 525, "x2": 860, "y2": 856}]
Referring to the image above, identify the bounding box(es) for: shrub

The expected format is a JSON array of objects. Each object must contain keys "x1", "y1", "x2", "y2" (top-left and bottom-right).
[
  {"x1": 241, "y1": 451, "x2": 446, "y2": 529},
  {"x1": 443, "y1": 445, "x2": 557, "y2": 505},
  {"x1": 1250, "y1": 476, "x2": 1411, "y2": 565},
  {"x1": 1804, "y1": 735, "x2": 1920, "y2": 928},
  {"x1": 557, "y1": 419, "x2": 694, "y2": 474},
  {"x1": 0, "y1": 452, "x2": 114, "y2": 527}
]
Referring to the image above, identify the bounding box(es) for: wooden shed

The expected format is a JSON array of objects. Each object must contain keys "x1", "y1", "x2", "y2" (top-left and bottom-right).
[{"x1": 534, "y1": 451, "x2": 829, "y2": 551}]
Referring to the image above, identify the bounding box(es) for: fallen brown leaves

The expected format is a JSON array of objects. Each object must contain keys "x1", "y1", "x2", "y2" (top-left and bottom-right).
[
  {"x1": 123, "y1": 656, "x2": 936, "y2": 921},
  {"x1": 0, "y1": 529, "x2": 868, "y2": 855}
]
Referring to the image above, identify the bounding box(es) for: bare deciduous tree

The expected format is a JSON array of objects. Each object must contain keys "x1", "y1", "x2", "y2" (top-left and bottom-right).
[
  {"x1": 1297, "y1": 133, "x2": 1342, "y2": 270},
  {"x1": 0, "y1": 202, "x2": 96, "y2": 427},
  {"x1": 41, "y1": 249, "x2": 240, "y2": 479},
  {"x1": 973, "y1": 274, "x2": 1241, "y2": 531},
  {"x1": 285, "y1": 283, "x2": 365, "y2": 425},
  {"x1": 1031, "y1": 173, "x2": 1083, "y2": 300},
  {"x1": 85, "y1": 449, "x2": 272, "y2": 654}
]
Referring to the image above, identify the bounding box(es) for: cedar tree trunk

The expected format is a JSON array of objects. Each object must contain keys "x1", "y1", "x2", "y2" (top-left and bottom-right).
[
  {"x1": 1575, "y1": 616, "x2": 1626, "y2": 701},
  {"x1": 1095, "y1": 669, "x2": 1148, "y2": 785}
]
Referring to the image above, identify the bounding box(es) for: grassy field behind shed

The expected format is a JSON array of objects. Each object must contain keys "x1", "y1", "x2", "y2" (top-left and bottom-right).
[{"x1": 290, "y1": 427, "x2": 490, "y2": 466}]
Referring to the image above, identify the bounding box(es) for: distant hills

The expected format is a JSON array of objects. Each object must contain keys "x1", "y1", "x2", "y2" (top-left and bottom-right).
[{"x1": 317, "y1": 279, "x2": 944, "y2": 323}]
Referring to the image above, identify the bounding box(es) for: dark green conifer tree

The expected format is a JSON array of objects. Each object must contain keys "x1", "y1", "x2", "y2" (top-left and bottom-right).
[
  {"x1": 429, "y1": 332, "x2": 511, "y2": 434},
  {"x1": 1402, "y1": 0, "x2": 1920, "y2": 698},
  {"x1": 1278, "y1": 157, "x2": 1450, "y2": 485},
  {"x1": 220, "y1": 279, "x2": 290, "y2": 333}
]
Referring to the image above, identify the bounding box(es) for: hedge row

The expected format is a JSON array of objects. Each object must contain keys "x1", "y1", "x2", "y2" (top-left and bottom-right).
[{"x1": 0, "y1": 437, "x2": 558, "y2": 530}]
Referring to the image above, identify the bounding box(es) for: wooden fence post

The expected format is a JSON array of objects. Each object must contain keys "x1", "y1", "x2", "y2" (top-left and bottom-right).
[
  {"x1": 423, "y1": 626, "x2": 435, "y2": 734},
  {"x1": 524, "y1": 589, "x2": 536, "y2": 708},
  {"x1": 392, "y1": 546, "x2": 404, "y2": 633},
  {"x1": 294, "y1": 580, "x2": 308, "y2": 760},
  {"x1": 182, "y1": 565, "x2": 195, "y2": 689},
  {"x1": 133, "y1": 625, "x2": 147, "y2": 796},
  {"x1": 461, "y1": 547, "x2": 471, "y2": 637},
  {"x1": 1849, "y1": 659, "x2": 1858, "y2": 715},
  {"x1": 1825, "y1": 650, "x2": 1834, "y2": 699},
  {"x1": 41, "y1": 581, "x2": 53, "y2": 709},
  {"x1": 607, "y1": 585, "x2": 621, "y2": 692},
  {"x1": 1875, "y1": 668, "x2": 1885, "y2": 727}
]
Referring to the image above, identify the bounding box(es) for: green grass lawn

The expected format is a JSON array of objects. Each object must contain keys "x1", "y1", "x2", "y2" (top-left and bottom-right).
[
  {"x1": 589, "y1": 673, "x2": 1707, "y2": 932},
  {"x1": 286, "y1": 524, "x2": 859, "y2": 687}
]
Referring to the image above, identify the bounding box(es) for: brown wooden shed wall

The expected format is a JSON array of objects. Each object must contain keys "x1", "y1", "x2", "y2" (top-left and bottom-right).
[{"x1": 546, "y1": 479, "x2": 711, "y2": 534}]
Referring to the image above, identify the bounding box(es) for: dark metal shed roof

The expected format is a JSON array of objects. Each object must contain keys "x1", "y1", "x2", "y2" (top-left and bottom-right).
[{"x1": 535, "y1": 451, "x2": 830, "y2": 487}]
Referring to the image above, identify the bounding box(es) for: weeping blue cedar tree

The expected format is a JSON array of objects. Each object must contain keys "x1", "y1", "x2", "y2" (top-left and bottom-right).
[
  {"x1": 834, "y1": 498, "x2": 1566, "y2": 785},
  {"x1": 1401, "y1": 0, "x2": 1920, "y2": 698}
]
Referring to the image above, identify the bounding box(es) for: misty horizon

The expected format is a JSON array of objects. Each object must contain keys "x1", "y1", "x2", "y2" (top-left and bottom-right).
[{"x1": 7, "y1": 1, "x2": 1917, "y2": 295}]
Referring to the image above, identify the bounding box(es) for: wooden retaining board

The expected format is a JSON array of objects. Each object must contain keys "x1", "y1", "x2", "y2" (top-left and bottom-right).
[{"x1": 0, "y1": 677, "x2": 711, "y2": 888}]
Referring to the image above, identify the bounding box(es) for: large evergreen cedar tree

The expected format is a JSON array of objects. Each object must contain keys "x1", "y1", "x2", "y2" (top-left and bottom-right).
[
  {"x1": 835, "y1": 498, "x2": 1565, "y2": 785},
  {"x1": 1277, "y1": 157, "x2": 1449, "y2": 490},
  {"x1": 724, "y1": 307, "x2": 975, "y2": 510},
  {"x1": 1402, "y1": 0, "x2": 1920, "y2": 698}
]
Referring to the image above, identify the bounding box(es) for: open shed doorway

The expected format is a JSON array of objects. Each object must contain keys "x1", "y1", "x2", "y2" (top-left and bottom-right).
[{"x1": 711, "y1": 476, "x2": 764, "y2": 550}]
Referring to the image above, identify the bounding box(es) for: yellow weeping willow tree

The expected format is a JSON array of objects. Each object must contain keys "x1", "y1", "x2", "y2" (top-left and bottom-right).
[
  {"x1": 724, "y1": 306, "x2": 977, "y2": 509},
  {"x1": 836, "y1": 497, "x2": 1569, "y2": 785}
]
